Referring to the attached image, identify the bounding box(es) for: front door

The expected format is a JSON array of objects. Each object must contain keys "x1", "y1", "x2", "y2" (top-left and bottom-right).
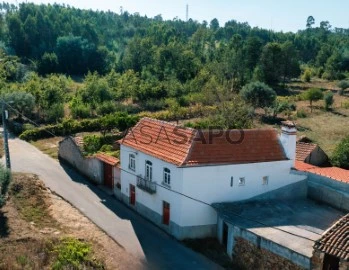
[
  {"x1": 163, "y1": 201, "x2": 170, "y2": 225},
  {"x1": 103, "y1": 163, "x2": 113, "y2": 189},
  {"x1": 130, "y1": 184, "x2": 136, "y2": 206}
]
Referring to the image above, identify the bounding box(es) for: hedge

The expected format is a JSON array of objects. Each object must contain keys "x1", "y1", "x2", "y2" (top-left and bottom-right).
[{"x1": 19, "y1": 113, "x2": 139, "y2": 141}]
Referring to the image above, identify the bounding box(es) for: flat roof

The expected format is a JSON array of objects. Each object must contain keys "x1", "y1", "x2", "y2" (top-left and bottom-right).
[{"x1": 213, "y1": 199, "x2": 345, "y2": 258}]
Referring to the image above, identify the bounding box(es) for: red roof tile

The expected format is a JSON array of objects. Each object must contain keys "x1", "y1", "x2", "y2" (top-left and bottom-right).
[
  {"x1": 314, "y1": 214, "x2": 349, "y2": 261},
  {"x1": 120, "y1": 118, "x2": 287, "y2": 166},
  {"x1": 296, "y1": 142, "x2": 317, "y2": 161},
  {"x1": 295, "y1": 161, "x2": 349, "y2": 183},
  {"x1": 95, "y1": 153, "x2": 120, "y2": 166}
]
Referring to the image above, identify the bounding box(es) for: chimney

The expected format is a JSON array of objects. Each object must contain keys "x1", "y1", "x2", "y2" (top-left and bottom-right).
[{"x1": 280, "y1": 121, "x2": 297, "y2": 164}]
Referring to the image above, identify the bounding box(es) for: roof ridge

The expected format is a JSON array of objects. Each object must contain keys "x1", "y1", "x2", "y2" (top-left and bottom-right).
[
  {"x1": 141, "y1": 117, "x2": 195, "y2": 131},
  {"x1": 181, "y1": 130, "x2": 198, "y2": 166}
]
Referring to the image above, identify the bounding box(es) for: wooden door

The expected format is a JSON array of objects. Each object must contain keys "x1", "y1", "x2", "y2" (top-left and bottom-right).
[
  {"x1": 163, "y1": 201, "x2": 170, "y2": 225},
  {"x1": 130, "y1": 184, "x2": 136, "y2": 206},
  {"x1": 104, "y1": 163, "x2": 113, "y2": 189},
  {"x1": 323, "y1": 254, "x2": 339, "y2": 270}
]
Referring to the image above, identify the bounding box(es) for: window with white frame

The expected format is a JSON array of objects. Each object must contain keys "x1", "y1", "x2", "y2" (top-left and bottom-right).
[
  {"x1": 129, "y1": 154, "x2": 136, "y2": 171},
  {"x1": 263, "y1": 176, "x2": 269, "y2": 185},
  {"x1": 239, "y1": 177, "x2": 245, "y2": 186},
  {"x1": 145, "y1": 160, "x2": 153, "y2": 181},
  {"x1": 163, "y1": 168, "x2": 171, "y2": 186}
]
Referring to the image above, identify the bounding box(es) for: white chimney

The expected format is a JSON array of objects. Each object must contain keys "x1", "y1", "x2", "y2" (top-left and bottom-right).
[{"x1": 280, "y1": 121, "x2": 297, "y2": 164}]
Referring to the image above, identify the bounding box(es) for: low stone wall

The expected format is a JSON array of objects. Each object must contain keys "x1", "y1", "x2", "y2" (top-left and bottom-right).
[{"x1": 233, "y1": 237, "x2": 305, "y2": 270}]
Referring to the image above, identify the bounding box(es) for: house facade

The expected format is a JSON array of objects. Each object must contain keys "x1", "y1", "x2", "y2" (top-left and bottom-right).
[{"x1": 118, "y1": 118, "x2": 307, "y2": 240}]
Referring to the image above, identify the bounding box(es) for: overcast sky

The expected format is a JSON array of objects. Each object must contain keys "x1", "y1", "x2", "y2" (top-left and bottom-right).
[{"x1": 9, "y1": 0, "x2": 349, "y2": 32}]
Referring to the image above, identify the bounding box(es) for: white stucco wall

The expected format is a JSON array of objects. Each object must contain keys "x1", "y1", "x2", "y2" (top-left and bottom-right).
[
  {"x1": 120, "y1": 145, "x2": 184, "y2": 226},
  {"x1": 120, "y1": 147, "x2": 306, "y2": 230},
  {"x1": 179, "y1": 160, "x2": 306, "y2": 227}
]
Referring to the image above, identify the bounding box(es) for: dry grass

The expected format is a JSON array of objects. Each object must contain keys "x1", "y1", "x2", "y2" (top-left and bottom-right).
[
  {"x1": 0, "y1": 173, "x2": 141, "y2": 270},
  {"x1": 31, "y1": 137, "x2": 63, "y2": 159}
]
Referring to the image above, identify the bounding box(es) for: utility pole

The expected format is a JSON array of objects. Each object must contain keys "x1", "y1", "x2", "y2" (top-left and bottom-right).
[
  {"x1": 186, "y1": 4, "x2": 189, "y2": 21},
  {"x1": 2, "y1": 100, "x2": 10, "y2": 170}
]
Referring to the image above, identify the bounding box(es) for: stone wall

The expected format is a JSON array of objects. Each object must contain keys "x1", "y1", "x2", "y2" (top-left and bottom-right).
[
  {"x1": 312, "y1": 250, "x2": 349, "y2": 270},
  {"x1": 233, "y1": 237, "x2": 305, "y2": 270}
]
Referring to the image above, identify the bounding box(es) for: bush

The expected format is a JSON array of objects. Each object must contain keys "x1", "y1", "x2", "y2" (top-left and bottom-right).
[
  {"x1": 337, "y1": 80, "x2": 349, "y2": 95},
  {"x1": 332, "y1": 136, "x2": 349, "y2": 169},
  {"x1": 71, "y1": 103, "x2": 92, "y2": 119},
  {"x1": 301, "y1": 68, "x2": 312, "y2": 82},
  {"x1": 52, "y1": 238, "x2": 103, "y2": 270},
  {"x1": 297, "y1": 109, "x2": 308, "y2": 118},
  {"x1": 324, "y1": 91, "x2": 334, "y2": 111},
  {"x1": 19, "y1": 113, "x2": 138, "y2": 141},
  {"x1": 301, "y1": 88, "x2": 324, "y2": 112},
  {"x1": 45, "y1": 103, "x2": 65, "y2": 123},
  {"x1": 96, "y1": 101, "x2": 117, "y2": 116},
  {"x1": 0, "y1": 164, "x2": 11, "y2": 208}
]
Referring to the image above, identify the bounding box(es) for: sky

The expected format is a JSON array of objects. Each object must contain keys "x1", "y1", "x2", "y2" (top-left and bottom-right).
[{"x1": 9, "y1": 0, "x2": 349, "y2": 32}]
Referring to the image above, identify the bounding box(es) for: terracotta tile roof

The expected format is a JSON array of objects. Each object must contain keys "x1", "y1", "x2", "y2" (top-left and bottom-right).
[
  {"x1": 294, "y1": 161, "x2": 349, "y2": 183},
  {"x1": 314, "y1": 214, "x2": 349, "y2": 261},
  {"x1": 120, "y1": 118, "x2": 196, "y2": 166},
  {"x1": 95, "y1": 153, "x2": 120, "y2": 166},
  {"x1": 296, "y1": 142, "x2": 317, "y2": 161},
  {"x1": 184, "y1": 129, "x2": 287, "y2": 166},
  {"x1": 120, "y1": 118, "x2": 287, "y2": 166}
]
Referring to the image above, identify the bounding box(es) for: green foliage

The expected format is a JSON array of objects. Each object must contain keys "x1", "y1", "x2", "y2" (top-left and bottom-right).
[
  {"x1": 45, "y1": 103, "x2": 64, "y2": 123},
  {"x1": 331, "y1": 136, "x2": 349, "y2": 169},
  {"x1": 52, "y1": 238, "x2": 103, "y2": 270},
  {"x1": 83, "y1": 135, "x2": 102, "y2": 155},
  {"x1": 3, "y1": 91, "x2": 35, "y2": 120},
  {"x1": 0, "y1": 164, "x2": 11, "y2": 208},
  {"x1": 240, "y1": 81, "x2": 276, "y2": 112},
  {"x1": 302, "y1": 88, "x2": 324, "y2": 112},
  {"x1": 38, "y1": 52, "x2": 58, "y2": 75},
  {"x1": 301, "y1": 68, "x2": 312, "y2": 82},
  {"x1": 296, "y1": 109, "x2": 308, "y2": 118},
  {"x1": 19, "y1": 113, "x2": 138, "y2": 141},
  {"x1": 337, "y1": 80, "x2": 349, "y2": 95},
  {"x1": 323, "y1": 91, "x2": 334, "y2": 110},
  {"x1": 70, "y1": 102, "x2": 92, "y2": 119}
]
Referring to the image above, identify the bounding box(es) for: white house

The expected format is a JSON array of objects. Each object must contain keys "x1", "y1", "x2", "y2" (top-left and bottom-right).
[{"x1": 118, "y1": 117, "x2": 307, "y2": 240}]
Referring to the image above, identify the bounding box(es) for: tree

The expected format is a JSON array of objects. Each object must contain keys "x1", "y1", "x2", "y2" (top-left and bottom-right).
[
  {"x1": 3, "y1": 91, "x2": 35, "y2": 121},
  {"x1": 306, "y1": 16, "x2": 315, "y2": 29},
  {"x1": 257, "y1": 42, "x2": 283, "y2": 84},
  {"x1": 240, "y1": 81, "x2": 276, "y2": 113},
  {"x1": 323, "y1": 91, "x2": 334, "y2": 111},
  {"x1": 332, "y1": 136, "x2": 349, "y2": 169},
  {"x1": 38, "y1": 52, "x2": 58, "y2": 75},
  {"x1": 209, "y1": 18, "x2": 219, "y2": 31},
  {"x1": 337, "y1": 80, "x2": 349, "y2": 95},
  {"x1": 302, "y1": 88, "x2": 323, "y2": 112}
]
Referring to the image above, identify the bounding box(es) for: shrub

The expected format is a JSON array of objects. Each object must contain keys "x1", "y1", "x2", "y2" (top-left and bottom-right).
[
  {"x1": 52, "y1": 238, "x2": 103, "y2": 270},
  {"x1": 71, "y1": 103, "x2": 91, "y2": 119},
  {"x1": 96, "y1": 101, "x2": 116, "y2": 116},
  {"x1": 337, "y1": 80, "x2": 349, "y2": 95},
  {"x1": 302, "y1": 88, "x2": 324, "y2": 112},
  {"x1": 332, "y1": 136, "x2": 349, "y2": 169},
  {"x1": 0, "y1": 164, "x2": 11, "y2": 208},
  {"x1": 301, "y1": 68, "x2": 312, "y2": 82},
  {"x1": 324, "y1": 91, "x2": 334, "y2": 111},
  {"x1": 45, "y1": 103, "x2": 65, "y2": 123},
  {"x1": 297, "y1": 109, "x2": 308, "y2": 118}
]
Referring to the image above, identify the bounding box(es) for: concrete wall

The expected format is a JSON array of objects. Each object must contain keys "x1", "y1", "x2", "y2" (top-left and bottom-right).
[
  {"x1": 217, "y1": 216, "x2": 311, "y2": 269},
  {"x1": 58, "y1": 137, "x2": 103, "y2": 184},
  {"x1": 307, "y1": 173, "x2": 349, "y2": 212}
]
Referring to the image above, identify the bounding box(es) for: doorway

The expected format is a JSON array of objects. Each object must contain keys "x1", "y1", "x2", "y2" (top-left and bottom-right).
[
  {"x1": 323, "y1": 254, "x2": 339, "y2": 270},
  {"x1": 103, "y1": 163, "x2": 113, "y2": 189},
  {"x1": 163, "y1": 201, "x2": 170, "y2": 225},
  {"x1": 130, "y1": 184, "x2": 136, "y2": 206}
]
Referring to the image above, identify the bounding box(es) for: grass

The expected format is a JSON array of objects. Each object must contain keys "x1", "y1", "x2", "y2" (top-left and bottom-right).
[
  {"x1": 9, "y1": 173, "x2": 58, "y2": 228},
  {"x1": 0, "y1": 173, "x2": 106, "y2": 270},
  {"x1": 183, "y1": 238, "x2": 241, "y2": 269},
  {"x1": 31, "y1": 137, "x2": 63, "y2": 159}
]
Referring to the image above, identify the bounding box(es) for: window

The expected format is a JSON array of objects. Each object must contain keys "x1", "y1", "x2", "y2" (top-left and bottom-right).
[
  {"x1": 129, "y1": 154, "x2": 136, "y2": 171},
  {"x1": 238, "y1": 177, "x2": 245, "y2": 186},
  {"x1": 163, "y1": 168, "x2": 171, "y2": 186},
  {"x1": 263, "y1": 176, "x2": 269, "y2": 185},
  {"x1": 145, "y1": 160, "x2": 153, "y2": 181},
  {"x1": 230, "y1": 177, "x2": 234, "y2": 187}
]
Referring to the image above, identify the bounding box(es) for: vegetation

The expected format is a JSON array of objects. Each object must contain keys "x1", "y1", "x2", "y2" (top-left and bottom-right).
[
  {"x1": 324, "y1": 91, "x2": 334, "y2": 111},
  {"x1": 0, "y1": 164, "x2": 11, "y2": 208},
  {"x1": 302, "y1": 88, "x2": 324, "y2": 112},
  {"x1": 332, "y1": 136, "x2": 349, "y2": 169}
]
